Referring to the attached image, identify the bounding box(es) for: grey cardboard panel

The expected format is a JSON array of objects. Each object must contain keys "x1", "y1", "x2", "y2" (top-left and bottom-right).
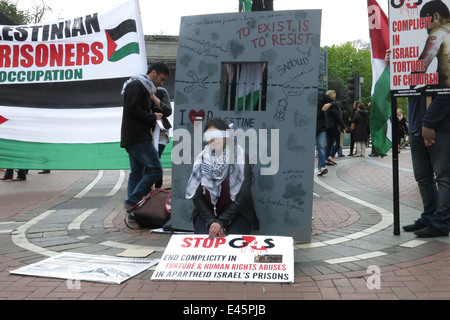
[{"x1": 171, "y1": 10, "x2": 322, "y2": 242}]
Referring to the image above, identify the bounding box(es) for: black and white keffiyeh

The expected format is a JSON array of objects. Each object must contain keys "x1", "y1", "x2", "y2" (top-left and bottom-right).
[
  {"x1": 121, "y1": 74, "x2": 156, "y2": 96},
  {"x1": 186, "y1": 142, "x2": 245, "y2": 205}
]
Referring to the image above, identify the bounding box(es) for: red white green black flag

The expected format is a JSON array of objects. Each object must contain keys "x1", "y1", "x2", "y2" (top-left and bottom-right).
[
  {"x1": 368, "y1": 0, "x2": 392, "y2": 157},
  {"x1": 0, "y1": 0, "x2": 147, "y2": 170}
]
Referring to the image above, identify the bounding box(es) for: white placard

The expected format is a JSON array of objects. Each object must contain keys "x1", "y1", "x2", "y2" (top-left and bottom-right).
[
  {"x1": 389, "y1": 0, "x2": 450, "y2": 96},
  {"x1": 10, "y1": 252, "x2": 159, "y2": 284},
  {"x1": 152, "y1": 235, "x2": 294, "y2": 283}
]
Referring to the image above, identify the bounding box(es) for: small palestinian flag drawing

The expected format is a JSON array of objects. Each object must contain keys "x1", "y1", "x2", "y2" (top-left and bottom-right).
[{"x1": 106, "y1": 19, "x2": 140, "y2": 62}]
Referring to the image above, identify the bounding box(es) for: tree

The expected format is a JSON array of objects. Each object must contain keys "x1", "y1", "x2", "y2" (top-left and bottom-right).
[
  {"x1": 28, "y1": 0, "x2": 52, "y2": 24},
  {"x1": 0, "y1": 0, "x2": 28, "y2": 24},
  {"x1": 327, "y1": 41, "x2": 372, "y2": 124},
  {"x1": 326, "y1": 40, "x2": 408, "y2": 124},
  {"x1": 0, "y1": 0, "x2": 52, "y2": 24}
]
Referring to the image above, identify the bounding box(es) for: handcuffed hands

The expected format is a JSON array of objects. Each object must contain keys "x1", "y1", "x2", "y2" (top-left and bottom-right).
[{"x1": 209, "y1": 222, "x2": 226, "y2": 239}]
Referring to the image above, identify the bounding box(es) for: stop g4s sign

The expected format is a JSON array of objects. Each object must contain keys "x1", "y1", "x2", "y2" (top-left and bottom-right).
[{"x1": 181, "y1": 236, "x2": 276, "y2": 251}]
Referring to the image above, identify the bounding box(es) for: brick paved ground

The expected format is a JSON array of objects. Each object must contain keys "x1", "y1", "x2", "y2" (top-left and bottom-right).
[{"x1": 1, "y1": 149, "x2": 450, "y2": 303}]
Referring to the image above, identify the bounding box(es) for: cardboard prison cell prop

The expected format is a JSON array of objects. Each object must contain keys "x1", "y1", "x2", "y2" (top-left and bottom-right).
[{"x1": 171, "y1": 10, "x2": 322, "y2": 242}]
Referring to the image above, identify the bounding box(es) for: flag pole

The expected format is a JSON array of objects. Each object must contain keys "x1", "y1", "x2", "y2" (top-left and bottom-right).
[{"x1": 391, "y1": 93, "x2": 400, "y2": 235}]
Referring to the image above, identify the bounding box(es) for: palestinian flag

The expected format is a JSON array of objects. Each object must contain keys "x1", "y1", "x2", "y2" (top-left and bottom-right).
[
  {"x1": 227, "y1": 63, "x2": 266, "y2": 111},
  {"x1": 0, "y1": 80, "x2": 129, "y2": 169},
  {"x1": 0, "y1": 0, "x2": 151, "y2": 170},
  {"x1": 106, "y1": 19, "x2": 140, "y2": 62},
  {"x1": 368, "y1": 0, "x2": 392, "y2": 157}
]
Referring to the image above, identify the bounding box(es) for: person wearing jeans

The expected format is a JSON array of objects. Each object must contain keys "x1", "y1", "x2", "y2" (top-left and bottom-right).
[
  {"x1": 125, "y1": 141, "x2": 163, "y2": 207},
  {"x1": 324, "y1": 91, "x2": 347, "y2": 166},
  {"x1": 316, "y1": 131, "x2": 327, "y2": 176},
  {"x1": 403, "y1": 95, "x2": 450, "y2": 237},
  {"x1": 120, "y1": 63, "x2": 171, "y2": 219},
  {"x1": 316, "y1": 93, "x2": 329, "y2": 176}
]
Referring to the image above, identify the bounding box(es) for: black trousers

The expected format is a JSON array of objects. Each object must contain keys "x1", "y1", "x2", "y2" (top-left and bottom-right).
[
  {"x1": 349, "y1": 132, "x2": 355, "y2": 155},
  {"x1": 3, "y1": 169, "x2": 27, "y2": 180}
]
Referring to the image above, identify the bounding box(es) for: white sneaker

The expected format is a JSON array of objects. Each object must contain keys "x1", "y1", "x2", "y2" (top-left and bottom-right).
[{"x1": 317, "y1": 168, "x2": 328, "y2": 176}]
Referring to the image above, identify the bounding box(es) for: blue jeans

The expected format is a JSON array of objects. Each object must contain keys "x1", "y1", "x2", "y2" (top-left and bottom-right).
[
  {"x1": 410, "y1": 131, "x2": 450, "y2": 234},
  {"x1": 326, "y1": 127, "x2": 341, "y2": 159},
  {"x1": 316, "y1": 131, "x2": 327, "y2": 170},
  {"x1": 125, "y1": 141, "x2": 163, "y2": 206},
  {"x1": 154, "y1": 144, "x2": 167, "y2": 189}
]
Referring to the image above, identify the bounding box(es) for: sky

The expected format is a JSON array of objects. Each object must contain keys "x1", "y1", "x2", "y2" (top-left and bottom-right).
[{"x1": 16, "y1": 0, "x2": 390, "y2": 47}]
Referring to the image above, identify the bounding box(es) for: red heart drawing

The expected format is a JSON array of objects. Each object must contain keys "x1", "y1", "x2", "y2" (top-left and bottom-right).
[{"x1": 189, "y1": 110, "x2": 206, "y2": 123}]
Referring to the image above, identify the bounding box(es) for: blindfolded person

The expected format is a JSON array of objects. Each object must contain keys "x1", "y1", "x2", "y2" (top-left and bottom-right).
[{"x1": 185, "y1": 118, "x2": 259, "y2": 238}]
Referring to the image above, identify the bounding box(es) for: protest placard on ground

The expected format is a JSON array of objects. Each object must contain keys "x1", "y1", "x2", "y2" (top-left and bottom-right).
[
  {"x1": 10, "y1": 252, "x2": 159, "y2": 284},
  {"x1": 152, "y1": 235, "x2": 294, "y2": 283}
]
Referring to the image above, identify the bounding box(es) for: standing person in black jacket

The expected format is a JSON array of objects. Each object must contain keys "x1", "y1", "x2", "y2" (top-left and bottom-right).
[
  {"x1": 120, "y1": 62, "x2": 171, "y2": 218},
  {"x1": 324, "y1": 90, "x2": 347, "y2": 166},
  {"x1": 352, "y1": 103, "x2": 370, "y2": 157},
  {"x1": 348, "y1": 100, "x2": 360, "y2": 156}
]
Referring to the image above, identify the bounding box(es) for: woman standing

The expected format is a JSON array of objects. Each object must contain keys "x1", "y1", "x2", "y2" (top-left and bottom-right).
[
  {"x1": 348, "y1": 100, "x2": 360, "y2": 156},
  {"x1": 352, "y1": 103, "x2": 370, "y2": 157},
  {"x1": 186, "y1": 118, "x2": 259, "y2": 238},
  {"x1": 324, "y1": 90, "x2": 347, "y2": 165}
]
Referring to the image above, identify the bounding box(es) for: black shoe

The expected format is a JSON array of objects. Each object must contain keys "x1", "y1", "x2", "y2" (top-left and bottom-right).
[
  {"x1": 403, "y1": 221, "x2": 426, "y2": 232},
  {"x1": 414, "y1": 225, "x2": 447, "y2": 238},
  {"x1": 39, "y1": 170, "x2": 51, "y2": 174},
  {"x1": 127, "y1": 212, "x2": 136, "y2": 222}
]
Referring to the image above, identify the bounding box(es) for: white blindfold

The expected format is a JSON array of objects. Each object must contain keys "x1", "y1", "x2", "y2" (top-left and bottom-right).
[{"x1": 203, "y1": 130, "x2": 231, "y2": 142}]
